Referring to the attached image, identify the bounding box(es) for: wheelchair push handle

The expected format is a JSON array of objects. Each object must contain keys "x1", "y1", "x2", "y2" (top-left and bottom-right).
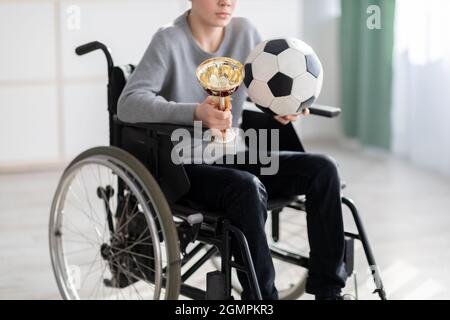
[
  {"x1": 75, "y1": 41, "x2": 103, "y2": 56},
  {"x1": 75, "y1": 41, "x2": 114, "y2": 77}
]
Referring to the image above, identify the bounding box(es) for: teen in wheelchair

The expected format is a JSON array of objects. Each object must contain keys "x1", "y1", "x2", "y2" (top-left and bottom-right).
[{"x1": 49, "y1": 0, "x2": 386, "y2": 300}]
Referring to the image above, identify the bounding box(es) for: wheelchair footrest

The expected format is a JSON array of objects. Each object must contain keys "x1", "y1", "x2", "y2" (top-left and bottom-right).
[
  {"x1": 344, "y1": 237, "x2": 355, "y2": 277},
  {"x1": 177, "y1": 214, "x2": 204, "y2": 255},
  {"x1": 206, "y1": 271, "x2": 228, "y2": 300}
]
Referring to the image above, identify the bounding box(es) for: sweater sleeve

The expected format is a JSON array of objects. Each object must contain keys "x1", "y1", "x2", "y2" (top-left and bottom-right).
[
  {"x1": 251, "y1": 22, "x2": 263, "y2": 47},
  {"x1": 117, "y1": 31, "x2": 197, "y2": 125}
]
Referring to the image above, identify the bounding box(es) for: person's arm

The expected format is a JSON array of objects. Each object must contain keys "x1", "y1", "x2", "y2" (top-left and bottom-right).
[{"x1": 117, "y1": 32, "x2": 197, "y2": 125}]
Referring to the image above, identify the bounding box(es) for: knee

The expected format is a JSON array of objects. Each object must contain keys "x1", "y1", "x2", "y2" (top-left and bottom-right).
[
  {"x1": 313, "y1": 154, "x2": 340, "y2": 180},
  {"x1": 227, "y1": 171, "x2": 268, "y2": 215},
  {"x1": 236, "y1": 172, "x2": 268, "y2": 203}
]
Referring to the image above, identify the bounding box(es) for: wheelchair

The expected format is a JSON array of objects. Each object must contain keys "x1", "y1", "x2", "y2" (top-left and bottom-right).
[{"x1": 49, "y1": 41, "x2": 387, "y2": 300}]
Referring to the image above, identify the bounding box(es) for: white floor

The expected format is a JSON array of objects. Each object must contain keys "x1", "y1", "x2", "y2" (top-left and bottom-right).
[{"x1": 1, "y1": 140, "x2": 450, "y2": 300}]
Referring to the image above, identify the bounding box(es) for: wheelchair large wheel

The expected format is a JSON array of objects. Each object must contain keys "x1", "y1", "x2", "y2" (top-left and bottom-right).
[{"x1": 49, "y1": 147, "x2": 180, "y2": 299}]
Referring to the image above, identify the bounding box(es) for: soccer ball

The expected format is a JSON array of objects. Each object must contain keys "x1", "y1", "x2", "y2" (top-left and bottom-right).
[{"x1": 244, "y1": 38, "x2": 323, "y2": 116}]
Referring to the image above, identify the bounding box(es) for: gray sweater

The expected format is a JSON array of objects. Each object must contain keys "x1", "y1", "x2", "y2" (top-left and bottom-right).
[{"x1": 118, "y1": 10, "x2": 262, "y2": 129}]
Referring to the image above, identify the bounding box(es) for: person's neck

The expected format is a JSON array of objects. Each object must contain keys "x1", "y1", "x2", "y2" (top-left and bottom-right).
[{"x1": 187, "y1": 10, "x2": 225, "y2": 54}]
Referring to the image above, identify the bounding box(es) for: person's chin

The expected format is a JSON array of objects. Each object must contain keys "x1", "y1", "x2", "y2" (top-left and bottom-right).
[
  {"x1": 216, "y1": 21, "x2": 229, "y2": 27},
  {"x1": 212, "y1": 20, "x2": 230, "y2": 28},
  {"x1": 212, "y1": 16, "x2": 231, "y2": 27}
]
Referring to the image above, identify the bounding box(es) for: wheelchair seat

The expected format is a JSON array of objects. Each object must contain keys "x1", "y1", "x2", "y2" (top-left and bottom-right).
[
  {"x1": 267, "y1": 196, "x2": 302, "y2": 211},
  {"x1": 173, "y1": 196, "x2": 300, "y2": 224}
]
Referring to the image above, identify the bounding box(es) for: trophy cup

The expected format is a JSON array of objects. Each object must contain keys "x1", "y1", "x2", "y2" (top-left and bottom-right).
[{"x1": 196, "y1": 57, "x2": 244, "y2": 143}]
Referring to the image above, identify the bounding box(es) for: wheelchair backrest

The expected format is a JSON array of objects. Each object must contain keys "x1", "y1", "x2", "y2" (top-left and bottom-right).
[
  {"x1": 108, "y1": 64, "x2": 135, "y2": 116},
  {"x1": 108, "y1": 64, "x2": 193, "y2": 204}
]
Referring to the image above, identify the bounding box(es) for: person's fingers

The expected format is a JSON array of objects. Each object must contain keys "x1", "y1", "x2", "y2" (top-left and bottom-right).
[
  {"x1": 212, "y1": 108, "x2": 232, "y2": 120},
  {"x1": 273, "y1": 108, "x2": 309, "y2": 125},
  {"x1": 285, "y1": 115, "x2": 299, "y2": 121},
  {"x1": 213, "y1": 97, "x2": 231, "y2": 111},
  {"x1": 207, "y1": 111, "x2": 232, "y2": 128},
  {"x1": 217, "y1": 117, "x2": 233, "y2": 129},
  {"x1": 210, "y1": 108, "x2": 225, "y2": 120},
  {"x1": 205, "y1": 96, "x2": 232, "y2": 111},
  {"x1": 278, "y1": 115, "x2": 297, "y2": 122},
  {"x1": 274, "y1": 115, "x2": 290, "y2": 125},
  {"x1": 212, "y1": 115, "x2": 232, "y2": 129},
  {"x1": 302, "y1": 108, "x2": 310, "y2": 116},
  {"x1": 210, "y1": 121, "x2": 231, "y2": 130},
  {"x1": 224, "y1": 96, "x2": 232, "y2": 111},
  {"x1": 221, "y1": 118, "x2": 232, "y2": 130},
  {"x1": 204, "y1": 96, "x2": 213, "y2": 105},
  {"x1": 291, "y1": 108, "x2": 310, "y2": 117},
  {"x1": 223, "y1": 110, "x2": 232, "y2": 120},
  {"x1": 204, "y1": 96, "x2": 220, "y2": 109}
]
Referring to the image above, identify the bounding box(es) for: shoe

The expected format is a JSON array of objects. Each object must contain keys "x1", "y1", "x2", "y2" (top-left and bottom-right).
[
  {"x1": 315, "y1": 293, "x2": 344, "y2": 300},
  {"x1": 315, "y1": 293, "x2": 356, "y2": 300}
]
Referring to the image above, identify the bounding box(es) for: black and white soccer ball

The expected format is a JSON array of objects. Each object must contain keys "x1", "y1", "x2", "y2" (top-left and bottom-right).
[{"x1": 244, "y1": 38, "x2": 323, "y2": 116}]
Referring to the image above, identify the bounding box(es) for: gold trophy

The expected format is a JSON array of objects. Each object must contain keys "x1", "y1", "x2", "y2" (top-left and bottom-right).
[{"x1": 196, "y1": 57, "x2": 244, "y2": 143}]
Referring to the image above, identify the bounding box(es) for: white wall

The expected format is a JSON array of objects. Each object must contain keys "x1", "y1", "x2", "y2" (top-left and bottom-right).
[
  {"x1": 234, "y1": 0, "x2": 302, "y2": 39},
  {"x1": 0, "y1": 0, "x2": 184, "y2": 171},
  {"x1": 298, "y1": 0, "x2": 342, "y2": 141},
  {"x1": 0, "y1": 0, "x2": 326, "y2": 172},
  {"x1": 0, "y1": 1, "x2": 59, "y2": 168}
]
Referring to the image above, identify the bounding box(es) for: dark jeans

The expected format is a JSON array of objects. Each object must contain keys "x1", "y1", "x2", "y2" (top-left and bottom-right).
[{"x1": 184, "y1": 151, "x2": 347, "y2": 299}]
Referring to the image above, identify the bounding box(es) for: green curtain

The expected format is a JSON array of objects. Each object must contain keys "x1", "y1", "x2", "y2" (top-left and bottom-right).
[{"x1": 340, "y1": 0, "x2": 396, "y2": 149}]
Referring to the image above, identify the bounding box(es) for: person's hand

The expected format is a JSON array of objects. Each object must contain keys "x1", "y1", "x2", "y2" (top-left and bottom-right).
[
  {"x1": 194, "y1": 96, "x2": 232, "y2": 130},
  {"x1": 274, "y1": 108, "x2": 310, "y2": 125}
]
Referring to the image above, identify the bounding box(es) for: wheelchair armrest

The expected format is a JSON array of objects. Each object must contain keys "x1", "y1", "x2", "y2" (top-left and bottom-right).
[
  {"x1": 241, "y1": 109, "x2": 306, "y2": 152},
  {"x1": 120, "y1": 121, "x2": 199, "y2": 137},
  {"x1": 308, "y1": 104, "x2": 342, "y2": 118},
  {"x1": 245, "y1": 97, "x2": 341, "y2": 118},
  {"x1": 114, "y1": 115, "x2": 214, "y2": 137},
  {"x1": 114, "y1": 117, "x2": 205, "y2": 204}
]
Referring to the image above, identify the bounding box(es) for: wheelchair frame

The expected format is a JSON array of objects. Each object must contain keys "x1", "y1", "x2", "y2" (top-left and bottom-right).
[{"x1": 71, "y1": 41, "x2": 387, "y2": 300}]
